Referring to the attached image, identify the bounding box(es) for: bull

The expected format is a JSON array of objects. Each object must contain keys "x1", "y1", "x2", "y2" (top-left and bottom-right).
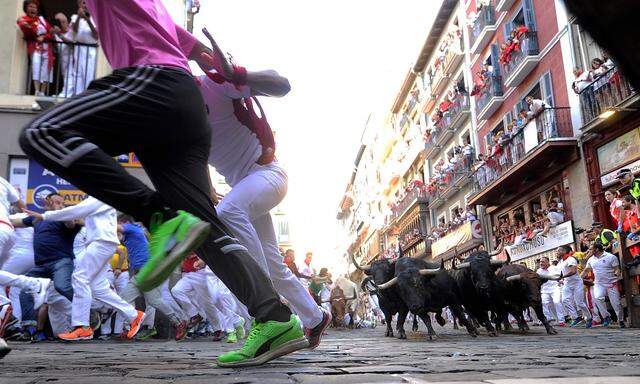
[
  {"x1": 377, "y1": 257, "x2": 478, "y2": 340},
  {"x1": 352, "y1": 255, "x2": 410, "y2": 339},
  {"x1": 450, "y1": 250, "x2": 510, "y2": 336},
  {"x1": 495, "y1": 263, "x2": 562, "y2": 335}
]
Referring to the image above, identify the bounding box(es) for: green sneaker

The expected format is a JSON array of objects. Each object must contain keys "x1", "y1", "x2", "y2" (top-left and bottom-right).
[
  {"x1": 135, "y1": 211, "x2": 211, "y2": 292},
  {"x1": 226, "y1": 330, "x2": 237, "y2": 343},
  {"x1": 235, "y1": 318, "x2": 246, "y2": 340},
  {"x1": 135, "y1": 327, "x2": 158, "y2": 341},
  {"x1": 216, "y1": 315, "x2": 309, "y2": 368}
]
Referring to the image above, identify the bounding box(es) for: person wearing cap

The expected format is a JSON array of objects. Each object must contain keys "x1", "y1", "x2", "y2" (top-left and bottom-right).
[{"x1": 616, "y1": 168, "x2": 640, "y2": 208}]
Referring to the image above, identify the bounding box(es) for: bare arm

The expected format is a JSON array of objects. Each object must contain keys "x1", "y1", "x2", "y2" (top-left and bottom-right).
[{"x1": 564, "y1": 264, "x2": 578, "y2": 278}]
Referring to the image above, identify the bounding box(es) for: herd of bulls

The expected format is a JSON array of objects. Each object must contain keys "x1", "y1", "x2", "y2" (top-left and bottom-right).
[{"x1": 352, "y1": 251, "x2": 563, "y2": 340}]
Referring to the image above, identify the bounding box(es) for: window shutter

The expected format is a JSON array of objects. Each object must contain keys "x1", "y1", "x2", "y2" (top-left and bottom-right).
[
  {"x1": 540, "y1": 72, "x2": 554, "y2": 107},
  {"x1": 490, "y1": 44, "x2": 501, "y2": 76},
  {"x1": 522, "y1": 0, "x2": 537, "y2": 31}
]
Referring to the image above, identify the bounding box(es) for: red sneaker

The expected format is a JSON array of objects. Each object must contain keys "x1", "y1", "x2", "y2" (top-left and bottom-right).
[
  {"x1": 306, "y1": 308, "x2": 332, "y2": 349},
  {"x1": 174, "y1": 320, "x2": 187, "y2": 341},
  {"x1": 127, "y1": 310, "x2": 146, "y2": 339},
  {"x1": 59, "y1": 327, "x2": 94, "y2": 341}
]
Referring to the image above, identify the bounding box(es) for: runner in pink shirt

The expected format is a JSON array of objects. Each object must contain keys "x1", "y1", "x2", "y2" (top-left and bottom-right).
[{"x1": 19, "y1": 0, "x2": 303, "y2": 366}]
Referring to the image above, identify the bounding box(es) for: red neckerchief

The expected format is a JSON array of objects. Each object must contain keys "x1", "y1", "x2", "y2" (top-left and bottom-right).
[{"x1": 562, "y1": 251, "x2": 573, "y2": 261}]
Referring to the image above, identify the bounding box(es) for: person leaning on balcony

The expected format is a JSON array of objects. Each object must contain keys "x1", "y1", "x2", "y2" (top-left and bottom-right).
[
  {"x1": 17, "y1": 0, "x2": 55, "y2": 96},
  {"x1": 525, "y1": 96, "x2": 546, "y2": 119},
  {"x1": 572, "y1": 67, "x2": 592, "y2": 94},
  {"x1": 591, "y1": 58, "x2": 608, "y2": 78}
]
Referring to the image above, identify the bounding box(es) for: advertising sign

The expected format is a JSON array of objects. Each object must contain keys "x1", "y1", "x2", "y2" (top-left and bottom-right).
[
  {"x1": 505, "y1": 220, "x2": 574, "y2": 261},
  {"x1": 432, "y1": 220, "x2": 483, "y2": 258},
  {"x1": 9, "y1": 158, "x2": 86, "y2": 212}
]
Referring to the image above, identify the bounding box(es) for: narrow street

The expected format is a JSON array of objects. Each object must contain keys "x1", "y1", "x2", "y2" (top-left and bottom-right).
[{"x1": 2, "y1": 325, "x2": 639, "y2": 383}]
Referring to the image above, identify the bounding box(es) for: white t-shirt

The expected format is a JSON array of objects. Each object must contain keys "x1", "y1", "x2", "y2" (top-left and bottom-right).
[
  {"x1": 0, "y1": 177, "x2": 20, "y2": 221},
  {"x1": 55, "y1": 29, "x2": 75, "y2": 63},
  {"x1": 198, "y1": 75, "x2": 263, "y2": 187},
  {"x1": 586, "y1": 252, "x2": 620, "y2": 286},
  {"x1": 71, "y1": 14, "x2": 98, "y2": 44},
  {"x1": 558, "y1": 256, "x2": 581, "y2": 283},
  {"x1": 547, "y1": 211, "x2": 565, "y2": 226},
  {"x1": 537, "y1": 265, "x2": 562, "y2": 294},
  {"x1": 297, "y1": 261, "x2": 314, "y2": 288},
  {"x1": 8, "y1": 213, "x2": 33, "y2": 259}
]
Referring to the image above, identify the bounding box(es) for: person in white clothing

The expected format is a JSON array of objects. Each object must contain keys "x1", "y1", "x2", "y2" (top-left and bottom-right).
[
  {"x1": 1, "y1": 213, "x2": 35, "y2": 326},
  {"x1": 197, "y1": 29, "x2": 330, "y2": 349},
  {"x1": 53, "y1": 13, "x2": 77, "y2": 98},
  {"x1": 70, "y1": 0, "x2": 98, "y2": 94},
  {"x1": 581, "y1": 243, "x2": 625, "y2": 328},
  {"x1": 556, "y1": 246, "x2": 592, "y2": 327},
  {"x1": 25, "y1": 196, "x2": 145, "y2": 340},
  {"x1": 297, "y1": 252, "x2": 316, "y2": 290},
  {"x1": 536, "y1": 257, "x2": 565, "y2": 326}
]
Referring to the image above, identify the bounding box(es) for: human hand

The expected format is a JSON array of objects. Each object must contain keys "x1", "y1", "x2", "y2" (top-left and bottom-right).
[
  {"x1": 114, "y1": 269, "x2": 121, "y2": 278},
  {"x1": 23, "y1": 208, "x2": 43, "y2": 222},
  {"x1": 53, "y1": 26, "x2": 61, "y2": 35},
  {"x1": 78, "y1": 7, "x2": 86, "y2": 18},
  {"x1": 201, "y1": 27, "x2": 234, "y2": 79}
]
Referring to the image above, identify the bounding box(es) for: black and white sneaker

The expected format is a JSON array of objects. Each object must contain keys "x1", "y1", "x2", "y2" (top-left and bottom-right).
[
  {"x1": 306, "y1": 308, "x2": 331, "y2": 350},
  {"x1": 0, "y1": 337, "x2": 11, "y2": 359}
]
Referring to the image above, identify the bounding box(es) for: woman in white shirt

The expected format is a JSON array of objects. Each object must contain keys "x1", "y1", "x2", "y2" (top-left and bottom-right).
[{"x1": 71, "y1": 0, "x2": 98, "y2": 94}]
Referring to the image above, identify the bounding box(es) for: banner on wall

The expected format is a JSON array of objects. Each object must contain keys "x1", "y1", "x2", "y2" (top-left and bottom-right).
[
  {"x1": 9, "y1": 159, "x2": 86, "y2": 212},
  {"x1": 431, "y1": 220, "x2": 482, "y2": 258},
  {"x1": 504, "y1": 220, "x2": 574, "y2": 261}
]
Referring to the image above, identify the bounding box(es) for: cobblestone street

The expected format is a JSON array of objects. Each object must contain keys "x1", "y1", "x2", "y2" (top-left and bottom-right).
[{"x1": 1, "y1": 324, "x2": 639, "y2": 383}]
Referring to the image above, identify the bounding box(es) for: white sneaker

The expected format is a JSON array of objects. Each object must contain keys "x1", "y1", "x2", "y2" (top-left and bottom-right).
[
  {"x1": 0, "y1": 337, "x2": 10, "y2": 359},
  {"x1": 32, "y1": 278, "x2": 51, "y2": 310}
]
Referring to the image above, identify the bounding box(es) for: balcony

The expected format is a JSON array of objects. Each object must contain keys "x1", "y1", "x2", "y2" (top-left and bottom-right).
[
  {"x1": 391, "y1": 186, "x2": 429, "y2": 220},
  {"x1": 406, "y1": 94, "x2": 419, "y2": 114},
  {"x1": 502, "y1": 31, "x2": 540, "y2": 88},
  {"x1": 443, "y1": 42, "x2": 464, "y2": 74},
  {"x1": 425, "y1": 95, "x2": 471, "y2": 159},
  {"x1": 398, "y1": 113, "x2": 410, "y2": 130},
  {"x1": 579, "y1": 66, "x2": 638, "y2": 131},
  {"x1": 432, "y1": 66, "x2": 450, "y2": 96},
  {"x1": 475, "y1": 74, "x2": 505, "y2": 120},
  {"x1": 496, "y1": 0, "x2": 517, "y2": 12},
  {"x1": 469, "y1": 4, "x2": 498, "y2": 54},
  {"x1": 468, "y1": 107, "x2": 579, "y2": 206},
  {"x1": 440, "y1": 160, "x2": 474, "y2": 200}
]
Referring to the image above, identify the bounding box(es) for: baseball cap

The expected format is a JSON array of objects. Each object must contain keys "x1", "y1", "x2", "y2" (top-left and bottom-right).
[{"x1": 615, "y1": 168, "x2": 632, "y2": 179}]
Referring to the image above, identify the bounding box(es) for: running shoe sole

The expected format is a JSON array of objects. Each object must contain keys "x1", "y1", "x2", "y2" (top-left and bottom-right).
[
  {"x1": 215, "y1": 337, "x2": 310, "y2": 368},
  {"x1": 59, "y1": 335, "x2": 93, "y2": 341},
  {"x1": 136, "y1": 221, "x2": 211, "y2": 292}
]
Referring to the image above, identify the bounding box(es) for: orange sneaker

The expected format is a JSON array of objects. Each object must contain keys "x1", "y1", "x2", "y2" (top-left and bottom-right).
[
  {"x1": 59, "y1": 326, "x2": 94, "y2": 341},
  {"x1": 127, "y1": 310, "x2": 146, "y2": 339}
]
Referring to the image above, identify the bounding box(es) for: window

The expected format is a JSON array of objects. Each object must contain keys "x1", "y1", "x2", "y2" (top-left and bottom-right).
[
  {"x1": 450, "y1": 202, "x2": 461, "y2": 219},
  {"x1": 570, "y1": 23, "x2": 603, "y2": 72}
]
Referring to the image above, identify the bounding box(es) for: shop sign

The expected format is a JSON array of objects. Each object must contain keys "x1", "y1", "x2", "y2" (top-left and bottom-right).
[
  {"x1": 505, "y1": 220, "x2": 574, "y2": 261},
  {"x1": 432, "y1": 220, "x2": 482, "y2": 257}
]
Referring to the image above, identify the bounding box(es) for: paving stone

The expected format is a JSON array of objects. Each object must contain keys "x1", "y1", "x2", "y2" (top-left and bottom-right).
[{"x1": 292, "y1": 373, "x2": 407, "y2": 383}]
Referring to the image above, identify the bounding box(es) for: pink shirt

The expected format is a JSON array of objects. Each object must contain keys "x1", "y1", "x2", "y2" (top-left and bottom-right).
[{"x1": 86, "y1": 0, "x2": 197, "y2": 72}]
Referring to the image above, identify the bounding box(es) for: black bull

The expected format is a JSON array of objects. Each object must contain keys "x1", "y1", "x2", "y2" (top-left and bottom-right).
[
  {"x1": 374, "y1": 257, "x2": 479, "y2": 339},
  {"x1": 352, "y1": 256, "x2": 410, "y2": 339},
  {"x1": 449, "y1": 250, "x2": 510, "y2": 336}
]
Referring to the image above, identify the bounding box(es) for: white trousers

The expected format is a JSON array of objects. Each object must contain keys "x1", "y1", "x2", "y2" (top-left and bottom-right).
[
  {"x1": 541, "y1": 288, "x2": 564, "y2": 322},
  {"x1": 593, "y1": 282, "x2": 622, "y2": 321},
  {"x1": 58, "y1": 54, "x2": 76, "y2": 97},
  {"x1": 216, "y1": 162, "x2": 323, "y2": 329},
  {"x1": 32, "y1": 50, "x2": 52, "y2": 83},
  {"x1": 0, "y1": 270, "x2": 41, "y2": 306},
  {"x1": 172, "y1": 271, "x2": 209, "y2": 319},
  {"x1": 2, "y1": 248, "x2": 36, "y2": 323},
  {"x1": 101, "y1": 270, "x2": 130, "y2": 335},
  {"x1": 74, "y1": 46, "x2": 96, "y2": 94},
  {"x1": 562, "y1": 281, "x2": 591, "y2": 320},
  {"x1": 202, "y1": 270, "x2": 243, "y2": 333},
  {"x1": 70, "y1": 240, "x2": 137, "y2": 327}
]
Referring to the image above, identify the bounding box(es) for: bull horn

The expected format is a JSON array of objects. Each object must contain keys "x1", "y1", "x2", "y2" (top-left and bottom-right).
[
  {"x1": 506, "y1": 274, "x2": 522, "y2": 282},
  {"x1": 350, "y1": 253, "x2": 371, "y2": 272},
  {"x1": 454, "y1": 260, "x2": 471, "y2": 269},
  {"x1": 537, "y1": 271, "x2": 563, "y2": 281},
  {"x1": 376, "y1": 277, "x2": 398, "y2": 289},
  {"x1": 419, "y1": 266, "x2": 441, "y2": 276}
]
